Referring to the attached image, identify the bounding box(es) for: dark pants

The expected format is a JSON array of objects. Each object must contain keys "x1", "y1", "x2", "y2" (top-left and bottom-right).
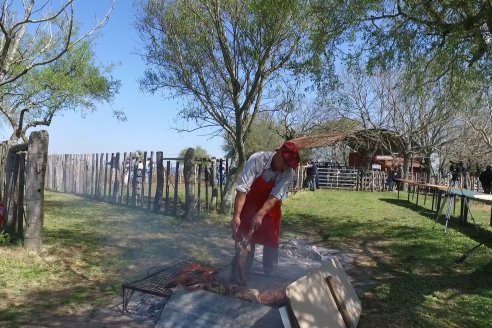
[
  {"x1": 246, "y1": 244, "x2": 279, "y2": 275},
  {"x1": 307, "y1": 175, "x2": 316, "y2": 191}
]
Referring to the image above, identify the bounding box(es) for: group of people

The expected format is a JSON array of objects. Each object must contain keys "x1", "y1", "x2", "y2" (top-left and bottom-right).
[
  {"x1": 449, "y1": 160, "x2": 492, "y2": 193},
  {"x1": 449, "y1": 160, "x2": 469, "y2": 188}
]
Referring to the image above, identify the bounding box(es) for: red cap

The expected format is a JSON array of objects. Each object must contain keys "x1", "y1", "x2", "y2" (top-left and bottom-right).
[{"x1": 279, "y1": 141, "x2": 300, "y2": 169}]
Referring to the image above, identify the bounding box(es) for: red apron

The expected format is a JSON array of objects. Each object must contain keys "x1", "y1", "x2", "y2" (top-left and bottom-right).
[{"x1": 233, "y1": 175, "x2": 281, "y2": 248}]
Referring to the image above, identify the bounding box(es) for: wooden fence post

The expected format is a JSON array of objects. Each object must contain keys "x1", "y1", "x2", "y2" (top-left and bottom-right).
[
  {"x1": 165, "y1": 160, "x2": 171, "y2": 213},
  {"x1": 63, "y1": 154, "x2": 68, "y2": 192},
  {"x1": 96, "y1": 153, "x2": 102, "y2": 198},
  {"x1": 219, "y1": 158, "x2": 224, "y2": 204},
  {"x1": 183, "y1": 148, "x2": 195, "y2": 220},
  {"x1": 108, "y1": 153, "x2": 114, "y2": 201},
  {"x1": 16, "y1": 153, "x2": 26, "y2": 236},
  {"x1": 148, "y1": 151, "x2": 154, "y2": 209},
  {"x1": 154, "y1": 152, "x2": 164, "y2": 212},
  {"x1": 2, "y1": 143, "x2": 29, "y2": 235},
  {"x1": 91, "y1": 154, "x2": 95, "y2": 196},
  {"x1": 205, "y1": 163, "x2": 209, "y2": 211},
  {"x1": 24, "y1": 131, "x2": 48, "y2": 251},
  {"x1": 211, "y1": 158, "x2": 217, "y2": 210},
  {"x1": 131, "y1": 158, "x2": 138, "y2": 207},
  {"x1": 197, "y1": 164, "x2": 202, "y2": 214},
  {"x1": 173, "y1": 162, "x2": 179, "y2": 217},
  {"x1": 0, "y1": 141, "x2": 8, "y2": 200},
  {"x1": 112, "y1": 152, "x2": 120, "y2": 203},
  {"x1": 120, "y1": 152, "x2": 127, "y2": 204},
  {"x1": 3, "y1": 146, "x2": 17, "y2": 234},
  {"x1": 103, "y1": 153, "x2": 109, "y2": 200},
  {"x1": 141, "y1": 151, "x2": 147, "y2": 208},
  {"x1": 126, "y1": 152, "x2": 132, "y2": 205}
]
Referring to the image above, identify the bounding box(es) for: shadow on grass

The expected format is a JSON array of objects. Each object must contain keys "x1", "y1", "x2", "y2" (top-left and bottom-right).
[{"x1": 380, "y1": 197, "x2": 492, "y2": 250}]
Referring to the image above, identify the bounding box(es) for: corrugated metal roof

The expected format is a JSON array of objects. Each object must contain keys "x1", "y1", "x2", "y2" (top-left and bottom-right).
[{"x1": 289, "y1": 133, "x2": 347, "y2": 149}]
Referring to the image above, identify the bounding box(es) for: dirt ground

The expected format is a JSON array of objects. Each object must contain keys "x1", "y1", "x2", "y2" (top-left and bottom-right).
[
  {"x1": 7, "y1": 211, "x2": 381, "y2": 328},
  {"x1": 43, "y1": 222, "x2": 237, "y2": 328}
]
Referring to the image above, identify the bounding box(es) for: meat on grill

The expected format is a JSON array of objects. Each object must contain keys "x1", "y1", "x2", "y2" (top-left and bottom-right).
[
  {"x1": 258, "y1": 289, "x2": 288, "y2": 306},
  {"x1": 230, "y1": 240, "x2": 251, "y2": 285},
  {"x1": 171, "y1": 263, "x2": 218, "y2": 287}
]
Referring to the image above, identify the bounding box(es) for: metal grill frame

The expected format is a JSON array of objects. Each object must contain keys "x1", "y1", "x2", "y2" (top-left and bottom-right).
[{"x1": 122, "y1": 262, "x2": 186, "y2": 312}]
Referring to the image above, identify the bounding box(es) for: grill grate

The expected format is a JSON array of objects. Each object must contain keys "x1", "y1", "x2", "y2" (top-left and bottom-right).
[{"x1": 122, "y1": 262, "x2": 186, "y2": 312}]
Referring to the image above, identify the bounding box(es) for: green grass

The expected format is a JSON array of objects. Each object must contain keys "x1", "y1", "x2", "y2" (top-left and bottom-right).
[
  {"x1": 0, "y1": 189, "x2": 491, "y2": 327},
  {"x1": 282, "y1": 190, "x2": 492, "y2": 328}
]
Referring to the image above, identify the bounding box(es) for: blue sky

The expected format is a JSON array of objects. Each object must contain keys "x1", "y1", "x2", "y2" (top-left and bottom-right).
[{"x1": 14, "y1": 0, "x2": 226, "y2": 157}]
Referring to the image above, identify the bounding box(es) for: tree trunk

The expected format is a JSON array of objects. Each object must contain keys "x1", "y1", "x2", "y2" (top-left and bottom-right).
[
  {"x1": 210, "y1": 158, "x2": 218, "y2": 210},
  {"x1": 424, "y1": 153, "x2": 432, "y2": 183},
  {"x1": 24, "y1": 131, "x2": 49, "y2": 251},
  {"x1": 153, "y1": 152, "x2": 164, "y2": 212},
  {"x1": 221, "y1": 137, "x2": 246, "y2": 213},
  {"x1": 220, "y1": 163, "x2": 242, "y2": 214},
  {"x1": 402, "y1": 154, "x2": 411, "y2": 192}
]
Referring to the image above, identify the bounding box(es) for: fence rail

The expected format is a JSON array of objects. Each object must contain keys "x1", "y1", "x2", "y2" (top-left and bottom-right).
[{"x1": 301, "y1": 166, "x2": 486, "y2": 193}]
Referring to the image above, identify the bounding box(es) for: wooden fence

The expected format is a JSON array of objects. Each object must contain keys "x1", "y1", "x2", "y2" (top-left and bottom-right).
[
  {"x1": 45, "y1": 150, "x2": 231, "y2": 218},
  {"x1": 0, "y1": 131, "x2": 49, "y2": 251}
]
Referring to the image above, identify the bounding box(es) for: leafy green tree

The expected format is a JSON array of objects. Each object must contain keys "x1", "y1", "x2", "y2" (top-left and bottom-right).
[
  {"x1": 1, "y1": 41, "x2": 120, "y2": 141},
  {"x1": 179, "y1": 146, "x2": 211, "y2": 160},
  {"x1": 347, "y1": 1, "x2": 492, "y2": 78},
  {"x1": 137, "y1": 0, "x2": 331, "y2": 165},
  {"x1": 136, "y1": 0, "x2": 340, "y2": 209},
  {"x1": 0, "y1": 0, "x2": 117, "y2": 142}
]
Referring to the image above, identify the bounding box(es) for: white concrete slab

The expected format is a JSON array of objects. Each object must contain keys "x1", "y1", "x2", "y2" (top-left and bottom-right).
[{"x1": 155, "y1": 288, "x2": 283, "y2": 328}]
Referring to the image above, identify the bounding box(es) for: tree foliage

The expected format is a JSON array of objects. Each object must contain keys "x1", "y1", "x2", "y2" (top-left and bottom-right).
[
  {"x1": 136, "y1": 0, "x2": 334, "y2": 168},
  {"x1": 331, "y1": 64, "x2": 458, "y2": 177},
  {"x1": 179, "y1": 146, "x2": 211, "y2": 160},
  {"x1": 350, "y1": 0, "x2": 492, "y2": 79},
  {"x1": 1, "y1": 41, "x2": 119, "y2": 141},
  {"x1": 0, "y1": 0, "x2": 117, "y2": 141}
]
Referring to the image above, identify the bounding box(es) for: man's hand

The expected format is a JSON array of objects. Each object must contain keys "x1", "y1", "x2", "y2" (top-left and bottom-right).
[
  {"x1": 231, "y1": 215, "x2": 241, "y2": 234},
  {"x1": 249, "y1": 212, "x2": 264, "y2": 233}
]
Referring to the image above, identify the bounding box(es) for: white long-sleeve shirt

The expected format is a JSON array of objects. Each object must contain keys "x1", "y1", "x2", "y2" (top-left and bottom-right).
[{"x1": 236, "y1": 152, "x2": 294, "y2": 201}]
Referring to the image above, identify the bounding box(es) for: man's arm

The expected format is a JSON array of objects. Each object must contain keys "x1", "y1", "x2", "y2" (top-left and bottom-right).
[{"x1": 231, "y1": 191, "x2": 247, "y2": 233}]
